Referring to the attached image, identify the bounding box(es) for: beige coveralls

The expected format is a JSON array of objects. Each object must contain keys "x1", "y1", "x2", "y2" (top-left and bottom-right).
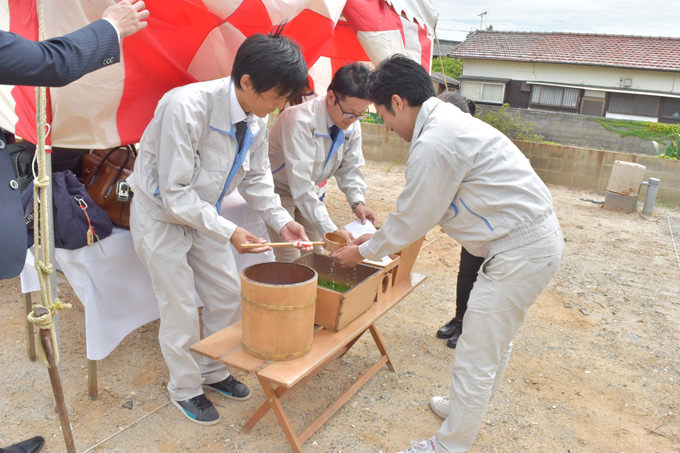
[
  {"x1": 359, "y1": 98, "x2": 564, "y2": 452},
  {"x1": 128, "y1": 77, "x2": 292, "y2": 401}
]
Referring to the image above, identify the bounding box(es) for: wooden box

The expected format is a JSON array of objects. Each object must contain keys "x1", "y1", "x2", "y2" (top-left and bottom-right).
[
  {"x1": 364, "y1": 236, "x2": 425, "y2": 302},
  {"x1": 294, "y1": 253, "x2": 385, "y2": 331},
  {"x1": 390, "y1": 236, "x2": 425, "y2": 285}
]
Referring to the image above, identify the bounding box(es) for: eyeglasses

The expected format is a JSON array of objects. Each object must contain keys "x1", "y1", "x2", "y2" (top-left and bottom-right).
[{"x1": 335, "y1": 94, "x2": 368, "y2": 121}]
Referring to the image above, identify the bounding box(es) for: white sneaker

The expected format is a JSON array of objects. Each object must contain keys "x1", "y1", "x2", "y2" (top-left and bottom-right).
[
  {"x1": 429, "y1": 396, "x2": 449, "y2": 419},
  {"x1": 399, "y1": 437, "x2": 437, "y2": 452}
]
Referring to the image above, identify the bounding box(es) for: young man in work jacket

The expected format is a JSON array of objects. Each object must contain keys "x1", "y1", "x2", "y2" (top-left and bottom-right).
[
  {"x1": 127, "y1": 31, "x2": 310, "y2": 426},
  {"x1": 267, "y1": 62, "x2": 377, "y2": 261},
  {"x1": 332, "y1": 55, "x2": 564, "y2": 452}
]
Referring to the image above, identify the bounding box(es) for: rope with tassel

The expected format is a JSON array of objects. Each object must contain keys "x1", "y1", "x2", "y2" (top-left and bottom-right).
[
  {"x1": 25, "y1": 1, "x2": 76, "y2": 451},
  {"x1": 27, "y1": 0, "x2": 72, "y2": 357}
]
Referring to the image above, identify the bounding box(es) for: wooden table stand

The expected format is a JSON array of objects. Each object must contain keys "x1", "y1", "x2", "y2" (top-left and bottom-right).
[{"x1": 191, "y1": 273, "x2": 425, "y2": 452}]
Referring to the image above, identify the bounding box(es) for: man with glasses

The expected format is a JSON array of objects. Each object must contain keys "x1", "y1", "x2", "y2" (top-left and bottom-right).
[{"x1": 267, "y1": 62, "x2": 377, "y2": 261}]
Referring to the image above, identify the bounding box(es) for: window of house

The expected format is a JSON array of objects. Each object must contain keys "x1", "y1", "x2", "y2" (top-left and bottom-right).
[
  {"x1": 608, "y1": 93, "x2": 659, "y2": 117},
  {"x1": 581, "y1": 98, "x2": 605, "y2": 116},
  {"x1": 461, "y1": 80, "x2": 505, "y2": 104},
  {"x1": 530, "y1": 85, "x2": 579, "y2": 108},
  {"x1": 660, "y1": 97, "x2": 680, "y2": 120},
  {"x1": 580, "y1": 90, "x2": 606, "y2": 116}
]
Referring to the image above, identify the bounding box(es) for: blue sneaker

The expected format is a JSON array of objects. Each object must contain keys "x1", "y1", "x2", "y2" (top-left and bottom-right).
[
  {"x1": 171, "y1": 394, "x2": 220, "y2": 425},
  {"x1": 204, "y1": 375, "x2": 251, "y2": 400}
]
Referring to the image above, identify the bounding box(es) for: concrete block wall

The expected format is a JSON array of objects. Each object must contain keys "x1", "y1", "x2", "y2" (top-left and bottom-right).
[
  {"x1": 514, "y1": 140, "x2": 680, "y2": 203},
  {"x1": 477, "y1": 105, "x2": 659, "y2": 156},
  {"x1": 359, "y1": 122, "x2": 680, "y2": 203},
  {"x1": 360, "y1": 123, "x2": 411, "y2": 163}
]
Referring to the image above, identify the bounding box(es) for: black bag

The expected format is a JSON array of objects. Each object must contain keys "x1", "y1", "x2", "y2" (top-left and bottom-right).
[
  {"x1": 21, "y1": 170, "x2": 113, "y2": 250},
  {"x1": 7, "y1": 141, "x2": 36, "y2": 194},
  {"x1": 0, "y1": 143, "x2": 28, "y2": 279}
]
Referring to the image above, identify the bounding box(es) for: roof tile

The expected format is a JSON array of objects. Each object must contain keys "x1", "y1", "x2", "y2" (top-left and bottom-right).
[{"x1": 449, "y1": 31, "x2": 680, "y2": 72}]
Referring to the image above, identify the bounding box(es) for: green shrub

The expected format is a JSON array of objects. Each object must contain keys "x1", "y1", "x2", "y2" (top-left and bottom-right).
[
  {"x1": 431, "y1": 56, "x2": 464, "y2": 81},
  {"x1": 647, "y1": 122, "x2": 680, "y2": 135},
  {"x1": 360, "y1": 112, "x2": 384, "y2": 125},
  {"x1": 596, "y1": 118, "x2": 679, "y2": 141},
  {"x1": 653, "y1": 134, "x2": 680, "y2": 160},
  {"x1": 478, "y1": 104, "x2": 544, "y2": 142}
]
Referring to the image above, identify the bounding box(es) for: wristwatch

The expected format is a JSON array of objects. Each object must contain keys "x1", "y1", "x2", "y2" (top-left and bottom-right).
[{"x1": 351, "y1": 201, "x2": 365, "y2": 212}]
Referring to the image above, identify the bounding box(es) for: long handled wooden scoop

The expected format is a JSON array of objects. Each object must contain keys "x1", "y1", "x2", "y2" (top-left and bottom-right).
[
  {"x1": 240, "y1": 241, "x2": 324, "y2": 249},
  {"x1": 241, "y1": 232, "x2": 348, "y2": 251}
]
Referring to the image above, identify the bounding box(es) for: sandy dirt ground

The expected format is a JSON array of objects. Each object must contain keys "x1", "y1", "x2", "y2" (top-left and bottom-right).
[{"x1": 1, "y1": 159, "x2": 679, "y2": 452}]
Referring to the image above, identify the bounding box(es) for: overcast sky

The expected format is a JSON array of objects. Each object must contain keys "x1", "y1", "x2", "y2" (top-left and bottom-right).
[{"x1": 429, "y1": 0, "x2": 680, "y2": 42}]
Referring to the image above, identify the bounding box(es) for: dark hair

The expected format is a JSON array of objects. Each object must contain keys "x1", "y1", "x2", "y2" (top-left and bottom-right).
[
  {"x1": 466, "y1": 99, "x2": 477, "y2": 116},
  {"x1": 327, "y1": 62, "x2": 370, "y2": 99},
  {"x1": 366, "y1": 54, "x2": 435, "y2": 113},
  {"x1": 437, "y1": 91, "x2": 475, "y2": 115},
  {"x1": 232, "y1": 26, "x2": 308, "y2": 97}
]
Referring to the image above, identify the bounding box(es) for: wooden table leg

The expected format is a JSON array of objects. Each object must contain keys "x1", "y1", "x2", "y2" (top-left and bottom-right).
[
  {"x1": 244, "y1": 384, "x2": 288, "y2": 430},
  {"x1": 244, "y1": 343, "x2": 354, "y2": 432},
  {"x1": 298, "y1": 354, "x2": 388, "y2": 444},
  {"x1": 249, "y1": 325, "x2": 396, "y2": 450},
  {"x1": 342, "y1": 327, "x2": 368, "y2": 352},
  {"x1": 24, "y1": 292, "x2": 36, "y2": 361},
  {"x1": 88, "y1": 359, "x2": 98, "y2": 400},
  {"x1": 369, "y1": 325, "x2": 395, "y2": 372},
  {"x1": 243, "y1": 398, "x2": 271, "y2": 431},
  {"x1": 256, "y1": 375, "x2": 303, "y2": 453}
]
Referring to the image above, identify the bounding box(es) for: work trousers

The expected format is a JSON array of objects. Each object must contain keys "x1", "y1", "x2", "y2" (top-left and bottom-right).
[
  {"x1": 435, "y1": 227, "x2": 564, "y2": 452},
  {"x1": 130, "y1": 202, "x2": 240, "y2": 401},
  {"x1": 266, "y1": 191, "x2": 324, "y2": 262}
]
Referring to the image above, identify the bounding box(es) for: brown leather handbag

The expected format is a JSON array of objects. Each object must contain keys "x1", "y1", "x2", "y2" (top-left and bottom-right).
[{"x1": 81, "y1": 145, "x2": 135, "y2": 228}]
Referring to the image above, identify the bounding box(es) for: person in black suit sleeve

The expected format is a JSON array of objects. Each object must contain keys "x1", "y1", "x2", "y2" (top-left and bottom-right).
[
  {"x1": 0, "y1": 0, "x2": 149, "y2": 87},
  {"x1": 0, "y1": 2, "x2": 148, "y2": 452}
]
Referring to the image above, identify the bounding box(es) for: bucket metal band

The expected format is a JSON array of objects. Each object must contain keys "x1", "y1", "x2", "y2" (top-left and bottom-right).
[
  {"x1": 242, "y1": 296, "x2": 314, "y2": 311},
  {"x1": 243, "y1": 342, "x2": 312, "y2": 361}
]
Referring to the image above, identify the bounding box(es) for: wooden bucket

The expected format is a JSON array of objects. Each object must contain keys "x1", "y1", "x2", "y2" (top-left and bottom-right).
[{"x1": 241, "y1": 262, "x2": 317, "y2": 360}]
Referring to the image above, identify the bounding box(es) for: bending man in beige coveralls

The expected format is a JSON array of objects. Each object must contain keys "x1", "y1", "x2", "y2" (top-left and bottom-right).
[
  {"x1": 128, "y1": 31, "x2": 310, "y2": 426},
  {"x1": 333, "y1": 55, "x2": 564, "y2": 452}
]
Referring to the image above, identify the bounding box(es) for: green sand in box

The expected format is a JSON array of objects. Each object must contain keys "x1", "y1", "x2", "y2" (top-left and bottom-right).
[{"x1": 317, "y1": 278, "x2": 351, "y2": 293}]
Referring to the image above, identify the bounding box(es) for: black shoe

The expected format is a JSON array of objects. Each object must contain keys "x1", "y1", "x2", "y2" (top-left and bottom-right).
[
  {"x1": 204, "y1": 375, "x2": 251, "y2": 400},
  {"x1": 436, "y1": 318, "x2": 463, "y2": 339},
  {"x1": 0, "y1": 436, "x2": 45, "y2": 453},
  {"x1": 171, "y1": 394, "x2": 220, "y2": 425},
  {"x1": 446, "y1": 335, "x2": 459, "y2": 349}
]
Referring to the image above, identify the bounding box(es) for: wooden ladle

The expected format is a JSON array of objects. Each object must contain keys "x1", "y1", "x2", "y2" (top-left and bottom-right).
[{"x1": 241, "y1": 232, "x2": 349, "y2": 251}]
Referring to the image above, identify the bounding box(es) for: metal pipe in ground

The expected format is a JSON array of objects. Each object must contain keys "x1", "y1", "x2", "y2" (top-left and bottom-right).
[{"x1": 640, "y1": 178, "x2": 661, "y2": 215}]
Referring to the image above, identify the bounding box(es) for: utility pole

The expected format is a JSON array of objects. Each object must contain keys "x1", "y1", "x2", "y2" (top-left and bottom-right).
[{"x1": 478, "y1": 10, "x2": 487, "y2": 30}]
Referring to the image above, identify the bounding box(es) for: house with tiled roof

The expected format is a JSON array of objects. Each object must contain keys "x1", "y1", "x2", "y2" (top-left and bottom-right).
[
  {"x1": 450, "y1": 31, "x2": 680, "y2": 123},
  {"x1": 432, "y1": 38, "x2": 461, "y2": 58},
  {"x1": 430, "y1": 71, "x2": 459, "y2": 94}
]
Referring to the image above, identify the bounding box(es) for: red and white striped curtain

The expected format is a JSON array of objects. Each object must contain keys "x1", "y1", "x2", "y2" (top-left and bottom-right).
[{"x1": 0, "y1": 0, "x2": 436, "y2": 149}]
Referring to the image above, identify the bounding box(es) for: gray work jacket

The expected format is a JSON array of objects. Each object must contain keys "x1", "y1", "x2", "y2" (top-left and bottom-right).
[
  {"x1": 360, "y1": 97, "x2": 558, "y2": 260},
  {"x1": 128, "y1": 77, "x2": 291, "y2": 245},
  {"x1": 268, "y1": 95, "x2": 367, "y2": 234}
]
